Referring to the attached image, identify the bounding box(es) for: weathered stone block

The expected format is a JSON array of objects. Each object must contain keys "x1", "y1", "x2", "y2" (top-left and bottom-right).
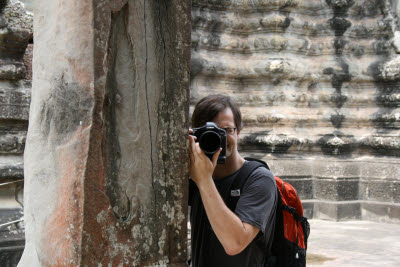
[
  {"x1": 314, "y1": 178, "x2": 359, "y2": 201},
  {"x1": 336, "y1": 202, "x2": 362, "y2": 221},
  {"x1": 0, "y1": 224, "x2": 24, "y2": 267},
  {"x1": 336, "y1": 179, "x2": 360, "y2": 201},
  {"x1": 393, "y1": 182, "x2": 400, "y2": 203},
  {"x1": 0, "y1": 207, "x2": 25, "y2": 266},
  {"x1": 22, "y1": 43, "x2": 32, "y2": 80},
  {"x1": 267, "y1": 158, "x2": 313, "y2": 178},
  {"x1": 0, "y1": 164, "x2": 23, "y2": 179},
  {"x1": 360, "y1": 160, "x2": 400, "y2": 179},
  {"x1": 313, "y1": 201, "x2": 361, "y2": 221},
  {"x1": 284, "y1": 178, "x2": 313, "y2": 200},
  {"x1": 0, "y1": 0, "x2": 32, "y2": 84},
  {"x1": 0, "y1": 133, "x2": 25, "y2": 154},
  {"x1": 313, "y1": 160, "x2": 360, "y2": 180},
  {"x1": 302, "y1": 200, "x2": 314, "y2": 219},
  {"x1": 0, "y1": 63, "x2": 26, "y2": 80},
  {"x1": 0, "y1": 81, "x2": 31, "y2": 121},
  {"x1": 359, "y1": 180, "x2": 399, "y2": 203},
  {"x1": 361, "y1": 202, "x2": 400, "y2": 223},
  {"x1": 2, "y1": 0, "x2": 33, "y2": 33},
  {"x1": 361, "y1": 136, "x2": 400, "y2": 157},
  {"x1": 388, "y1": 204, "x2": 400, "y2": 221}
]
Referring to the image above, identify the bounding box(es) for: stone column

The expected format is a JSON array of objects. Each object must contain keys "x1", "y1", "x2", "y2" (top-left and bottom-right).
[{"x1": 19, "y1": 0, "x2": 191, "y2": 266}]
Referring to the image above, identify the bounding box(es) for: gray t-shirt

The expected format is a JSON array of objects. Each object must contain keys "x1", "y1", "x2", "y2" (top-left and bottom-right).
[{"x1": 189, "y1": 161, "x2": 277, "y2": 267}]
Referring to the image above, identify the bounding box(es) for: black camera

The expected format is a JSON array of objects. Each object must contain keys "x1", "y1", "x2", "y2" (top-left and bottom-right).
[{"x1": 191, "y1": 122, "x2": 226, "y2": 164}]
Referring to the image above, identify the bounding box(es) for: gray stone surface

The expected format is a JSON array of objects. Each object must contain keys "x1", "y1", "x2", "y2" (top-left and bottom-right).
[
  {"x1": 2, "y1": 0, "x2": 32, "y2": 32},
  {"x1": 0, "y1": 81, "x2": 31, "y2": 120},
  {"x1": 0, "y1": 0, "x2": 32, "y2": 81},
  {"x1": 0, "y1": 181, "x2": 24, "y2": 267},
  {"x1": 191, "y1": 0, "x2": 400, "y2": 222},
  {"x1": 18, "y1": 1, "x2": 33, "y2": 13},
  {"x1": 305, "y1": 200, "x2": 362, "y2": 221},
  {"x1": 0, "y1": 1, "x2": 32, "y2": 265},
  {"x1": 308, "y1": 219, "x2": 400, "y2": 266},
  {"x1": 255, "y1": 155, "x2": 400, "y2": 223},
  {"x1": 394, "y1": 31, "x2": 400, "y2": 53}
]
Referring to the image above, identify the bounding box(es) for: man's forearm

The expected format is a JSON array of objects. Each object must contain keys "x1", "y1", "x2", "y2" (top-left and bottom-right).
[{"x1": 197, "y1": 177, "x2": 259, "y2": 255}]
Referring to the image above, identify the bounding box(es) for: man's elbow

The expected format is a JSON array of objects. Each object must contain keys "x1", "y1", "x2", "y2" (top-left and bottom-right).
[{"x1": 224, "y1": 242, "x2": 247, "y2": 256}]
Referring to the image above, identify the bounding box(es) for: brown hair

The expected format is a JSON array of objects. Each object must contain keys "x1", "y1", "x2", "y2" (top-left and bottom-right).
[{"x1": 191, "y1": 94, "x2": 242, "y2": 131}]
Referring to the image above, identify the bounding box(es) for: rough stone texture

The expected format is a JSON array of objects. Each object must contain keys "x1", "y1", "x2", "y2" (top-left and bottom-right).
[
  {"x1": 22, "y1": 43, "x2": 32, "y2": 80},
  {"x1": 17, "y1": 1, "x2": 32, "y2": 13},
  {"x1": 19, "y1": 0, "x2": 190, "y2": 266},
  {"x1": 0, "y1": 1, "x2": 32, "y2": 266},
  {"x1": 0, "y1": 0, "x2": 32, "y2": 80},
  {"x1": 0, "y1": 81, "x2": 30, "y2": 120},
  {"x1": 191, "y1": 0, "x2": 400, "y2": 223}
]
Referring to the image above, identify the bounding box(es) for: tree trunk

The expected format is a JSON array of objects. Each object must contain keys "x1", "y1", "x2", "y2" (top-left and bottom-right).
[{"x1": 19, "y1": 0, "x2": 191, "y2": 265}]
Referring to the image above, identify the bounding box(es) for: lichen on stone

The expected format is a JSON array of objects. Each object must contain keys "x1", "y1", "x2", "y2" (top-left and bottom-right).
[{"x1": 2, "y1": 0, "x2": 33, "y2": 33}]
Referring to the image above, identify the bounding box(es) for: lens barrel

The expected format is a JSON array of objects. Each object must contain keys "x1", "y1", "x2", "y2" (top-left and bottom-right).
[{"x1": 199, "y1": 131, "x2": 221, "y2": 154}]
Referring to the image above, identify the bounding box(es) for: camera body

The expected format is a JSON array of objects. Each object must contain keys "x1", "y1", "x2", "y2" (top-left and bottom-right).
[{"x1": 191, "y1": 122, "x2": 226, "y2": 164}]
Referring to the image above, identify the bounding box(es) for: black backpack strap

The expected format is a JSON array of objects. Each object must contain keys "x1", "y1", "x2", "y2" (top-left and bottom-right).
[
  {"x1": 227, "y1": 158, "x2": 269, "y2": 211},
  {"x1": 244, "y1": 157, "x2": 270, "y2": 171}
]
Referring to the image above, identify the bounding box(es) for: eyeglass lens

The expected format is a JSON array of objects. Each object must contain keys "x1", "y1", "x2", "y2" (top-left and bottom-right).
[{"x1": 224, "y1": 128, "x2": 236, "y2": 135}]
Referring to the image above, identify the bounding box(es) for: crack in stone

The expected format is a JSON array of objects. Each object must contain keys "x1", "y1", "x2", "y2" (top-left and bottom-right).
[
  {"x1": 143, "y1": 0, "x2": 161, "y2": 260},
  {"x1": 143, "y1": 0, "x2": 154, "y2": 193}
]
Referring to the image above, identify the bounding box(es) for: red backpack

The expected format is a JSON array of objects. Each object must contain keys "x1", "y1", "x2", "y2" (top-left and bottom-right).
[{"x1": 227, "y1": 158, "x2": 310, "y2": 267}]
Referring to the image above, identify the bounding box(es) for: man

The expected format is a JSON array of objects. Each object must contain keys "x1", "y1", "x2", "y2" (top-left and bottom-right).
[{"x1": 188, "y1": 94, "x2": 277, "y2": 267}]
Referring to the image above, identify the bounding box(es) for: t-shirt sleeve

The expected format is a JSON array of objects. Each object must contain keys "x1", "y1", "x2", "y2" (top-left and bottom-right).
[{"x1": 234, "y1": 167, "x2": 277, "y2": 233}]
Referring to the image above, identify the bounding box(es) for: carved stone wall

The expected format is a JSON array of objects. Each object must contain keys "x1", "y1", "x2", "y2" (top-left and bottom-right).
[
  {"x1": 19, "y1": 0, "x2": 190, "y2": 266},
  {"x1": 191, "y1": 0, "x2": 400, "y2": 222},
  {"x1": 0, "y1": 0, "x2": 32, "y2": 265}
]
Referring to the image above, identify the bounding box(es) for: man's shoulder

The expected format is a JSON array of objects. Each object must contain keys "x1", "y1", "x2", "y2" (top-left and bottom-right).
[{"x1": 245, "y1": 161, "x2": 276, "y2": 184}]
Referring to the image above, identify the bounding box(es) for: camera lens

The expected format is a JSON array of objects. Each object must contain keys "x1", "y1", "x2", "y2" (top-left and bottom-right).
[{"x1": 199, "y1": 131, "x2": 221, "y2": 154}]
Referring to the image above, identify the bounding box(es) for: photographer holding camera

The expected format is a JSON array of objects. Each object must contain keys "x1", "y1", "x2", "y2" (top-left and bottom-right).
[{"x1": 188, "y1": 94, "x2": 278, "y2": 267}]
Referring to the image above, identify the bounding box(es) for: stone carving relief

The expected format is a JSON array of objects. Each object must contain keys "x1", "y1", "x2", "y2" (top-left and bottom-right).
[{"x1": 191, "y1": 0, "x2": 400, "y2": 222}]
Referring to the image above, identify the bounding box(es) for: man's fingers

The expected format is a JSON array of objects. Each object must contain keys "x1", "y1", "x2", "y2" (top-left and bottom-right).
[
  {"x1": 189, "y1": 137, "x2": 202, "y2": 155},
  {"x1": 189, "y1": 146, "x2": 193, "y2": 162},
  {"x1": 211, "y1": 147, "x2": 222, "y2": 167},
  {"x1": 188, "y1": 135, "x2": 196, "y2": 166},
  {"x1": 189, "y1": 135, "x2": 201, "y2": 161},
  {"x1": 189, "y1": 135, "x2": 196, "y2": 153}
]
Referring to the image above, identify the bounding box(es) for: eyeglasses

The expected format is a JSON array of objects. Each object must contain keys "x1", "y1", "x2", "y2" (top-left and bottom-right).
[{"x1": 223, "y1": 127, "x2": 236, "y2": 135}]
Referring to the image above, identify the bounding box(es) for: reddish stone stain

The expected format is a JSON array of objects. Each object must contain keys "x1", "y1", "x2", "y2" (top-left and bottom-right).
[
  {"x1": 68, "y1": 58, "x2": 94, "y2": 95},
  {"x1": 40, "y1": 128, "x2": 88, "y2": 266}
]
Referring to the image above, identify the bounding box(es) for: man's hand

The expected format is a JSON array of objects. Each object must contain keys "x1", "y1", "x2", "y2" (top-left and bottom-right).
[{"x1": 188, "y1": 129, "x2": 221, "y2": 188}]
